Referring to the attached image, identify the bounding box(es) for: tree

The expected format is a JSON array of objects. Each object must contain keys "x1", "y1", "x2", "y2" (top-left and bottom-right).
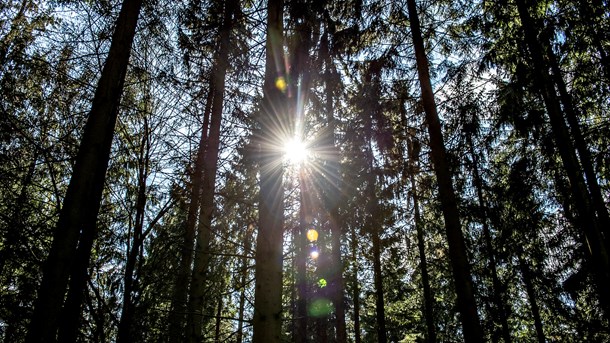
[
  {"x1": 25, "y1": 0, "x2": 144, "y2": 340},
  {"x1": 251, "y1": 0, "x2": 288, "y2": 341},
  {"x1": 405, "y1": 0, "x2": 484, "y2": 340}
]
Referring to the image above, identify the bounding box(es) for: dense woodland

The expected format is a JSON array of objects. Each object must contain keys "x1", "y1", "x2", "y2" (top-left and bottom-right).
[{"x1": 1, "y1": 0, "x2": 609, "y2": 342}]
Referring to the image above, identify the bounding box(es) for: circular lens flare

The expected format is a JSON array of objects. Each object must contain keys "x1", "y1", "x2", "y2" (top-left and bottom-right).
[
  {"x1": 310, "y1": 249, "x2": 319, "y2": 259},
  {"x1": 306, "y1": 229, "x2": 318, "y2": 242}
]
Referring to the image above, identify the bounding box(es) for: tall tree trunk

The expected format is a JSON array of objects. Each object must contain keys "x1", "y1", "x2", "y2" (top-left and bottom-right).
[
  {"x1": 25, "y1": 0, "x2": 144, "y2": 341},
  {"x1": 514, "y1": 0, "x2": 610, "y2": 318},
  {"x1": 405, "y1": 1, "x2": 484, "y2": 341},
  {"x1": 214, "y1": 295, "x2": 223, "y2": 343},
  {"x1": 252, "y1": 0, "x2": 286, "y2": 341},
  {"x1": 351, "y1": 223, "x2": 362, "y2": 343},
  {"x1": 295, "y1": 171, "x2": 309, "y2": 343},
  {"x1": 371, "y1": 216, "x2": 388, "y2": 343},
  {"x1": 116, "y1": 121, "x2": 150, "y2": 343},
  {"x1": 324, "y1": 58, "x2": 348, "y2": 343},
  {"x1": 407, "y1": 137, "x2": 437, "y2": 343},
  {"x1": 544, "y1": 40, "x2": 610, "y2": 249},
  {"x1": 168, "y1": 84, "x2": 214, "y2": 342},
  {"x1": 186, "y1": 1, "x2": 237, "y2": 341},
  {"x1": 517, "y1": 254, "x2": 546, "y2": 343},
  {"x1": 467, "y1": 135, "x2": 511, "y2": 343},
  {"x1": 236, "y1": 225, "x2": 253, "y2": 343}
]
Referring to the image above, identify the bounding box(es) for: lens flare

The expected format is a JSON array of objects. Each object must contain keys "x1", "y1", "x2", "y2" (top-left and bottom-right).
[
  {"x1": 308, "y1": 298, "x2": 334, "y2": 317},
  {"x1": 306, "y1": 229, "x2": 318, "y2": 242},
  {"x1": 275, "y1": 76, "x2": 287, "y2": 92},
  {"x1": 310, "y1": 249, "x2": 319, "y2": 259}
]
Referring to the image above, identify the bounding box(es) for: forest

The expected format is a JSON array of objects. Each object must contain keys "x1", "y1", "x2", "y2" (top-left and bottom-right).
[{"x1": 1, "y1": 0, "x2": 609, "y2": 341}]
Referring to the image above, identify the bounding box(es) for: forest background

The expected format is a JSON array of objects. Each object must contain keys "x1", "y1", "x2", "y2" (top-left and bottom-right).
[{"x1": 1, "y1": 0, "x2": 609, "y2": 342}]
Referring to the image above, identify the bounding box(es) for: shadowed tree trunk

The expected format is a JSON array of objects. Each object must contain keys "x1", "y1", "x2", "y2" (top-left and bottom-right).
[
  {"x1": 323, "y1": 42, "x2": 348, "y2": 343},
  {"x1": 295, "y1": 170, "x2": 309, "y2": 343},
  {"x1": 186, "y1": 1, "x2": 238, "y2": 341},
  {"x1": 466, "y1": 134, "x2": 511, "y2": 343},
  {"x1": 517, "y1": 254, "x2": 546, "y2": 343},
  {"x1": 514, "y1": 0, "x2": 610, "y2": 318},
  {"x1": 405, "y1": 0, "x2": 484, "y2": 341},
  {"x1": 25, "y1": 0, "x2": 144, "y2": 341},
  {"x1": 350, "y1": 223, "x2": 362, "y2": 343},
  {"x1": 236, "y1": 224, "x2": 253, "y2": 343},
  {"x1": 407, "y1": 133, "x2": 437, "y2": 343},
  {"x1": 252, "y1": 0, "x2": 287, "y2": 341},
  {"x1": 168, "y1": 84, "x2": 214, "y2": 342}
]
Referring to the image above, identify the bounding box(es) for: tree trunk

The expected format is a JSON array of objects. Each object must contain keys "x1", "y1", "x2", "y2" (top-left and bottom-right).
[
  {"x1": 517, "y1": 254, "x2": 546, "y2": 343},
  {"x1": 514, "y1": 0, "x2": 610, "y2": 318},
  {"x1": 351, "y1": 224, "x2": 361, "y2": 343},
  {"x1": 371, "y1": 215, "x2": 388, "y2": 343},
  {"x1": 295, "y1": 171, "x2": 309, "y2": 343},
  {"x1": 324, "y1": 56, "x2": 348, "y2": 343},
  {"x1": 214, "y1": 295, "x2": 223, "y2": 343},
  {"x1": 25, "y1": 0, "x2": 144, "y2": 341},
  {"x1": 408, "y1": 143, "x2": 437, "y2": 343},
  {"x1": 186, "y1": 1, "x2": 237, "y2": 341},
  {"x1": 467, "y1": 135, "x2": 511, "y2": 343},
  {"x1": 236, "y1": 225, "x2": 253, "y2": 343},
  {"x1": 544, "y1": 39, "x2": 610, "y2": 250},
  {"x1": 168, "y1": 84, "x2": 214, "y2": 342},
  {"x1": 405, "y1": 0, "x2": 484, "y2": 341},
  {"x1": 252, "y1": 0, "x2": 286, "y2": 341},
  {"x1": 116, "y1": 122, "x2": 150, "y2": 343}
]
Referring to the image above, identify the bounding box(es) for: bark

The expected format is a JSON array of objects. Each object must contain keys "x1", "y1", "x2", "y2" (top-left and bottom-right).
[
  {"x1": 168, "y1": 85, "x2": 214, "y2": 341},
  {"x1": 116, "y1": 120, "x2": 150, "y2": 343},
  {"x1": 25, "y1": 0, "x2": 144, "y2": 341},
  {"x1": 515, "y1": 0, "x2": 610, "y2": 318},
  {"x1": 406, "y1": 0, "x2": 484, "y2": 341},
  {"x1": 236, "y1": 225, "x2": 253, "y2": 343},
  {"x1": 408, "y1": 149, "x2": 437, "y2": 343},
  {"x1": 371, "y1": 216, "x2": 388, "y2": 343},
  {"x1": 350, "y1": 224, "x2": 361, "y2": 343},
  {"x1": 518, "y1": 254, "x2": 546, "y2": 343},
  {"x1": 214, "y1": 296, "x2": 223, "y2": 343},
  {"x1": 324, "y1": 49, "x2": 348, "y2": 343},
  {"x1": 544, "y1": 40, "x2": 610, "y2": 250},
  {"x1": 186, "y1": 1, "x2": 237, "y2": 341},
  {"x1": 467, "y1": 135, "x2": 511, "y2": 343},
  {"x1": 252, "y1": 0, "x2": 286, "y2": 341},
  {"x1": 295, "y1": 171, "x2": 309, "y2": 343}
]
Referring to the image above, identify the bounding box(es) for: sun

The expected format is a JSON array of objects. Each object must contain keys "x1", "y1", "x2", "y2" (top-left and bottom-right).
[{"x1": 283, "y1": 137, "x2": 309, "y2": 165}]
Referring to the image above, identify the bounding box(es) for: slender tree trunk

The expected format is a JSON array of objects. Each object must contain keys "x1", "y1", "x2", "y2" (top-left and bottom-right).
[
  {"x1": 252, "y1": 0, "x2": 286, "y2": 341},
  {"x1": 116, "y1": 125, "x2": 150, "y2": 343},
  {"x1": 544, "y1": 40, "x2": 610, "y2": 249},
  {"x1": 25, "y1": 0, "x2": 143, "y2": 341},
  {"x1": 371, "y1": 217, "x2": 388, "y2": 343},
  {"x1": 236, "y1": 225, "x2": 253, "y2": 343},
  {"x1": 517, "y1": 254, "x2": 546, "y2": 343},
  {"x1": 515, "y1": 0, "x2": 610, "y2": 318},
  {"x1": 186, "y1": 1, "x2": 237, "y2": 341},
  {"x1": 325, "y1": 67, "x2": 348, "y2": 343},
  {"x1": 351, "y1": 223, "x2": 361, "y2": 343},
  {"x1": 295, "y1": 171, "x2": 309, "y2": 343},
  {"x1": 408, "y1": 144, "x2": 437, "y2": 343},
  {"x1": 467, "y1": 135, "x2": 511, "y2": 343},
  {"x1": 405, "y1": 1, "x2": 484, "y2": 341},
  {"x1": 168, "y1": 85, "x2": 214, "y2": 342},
  {"x1": 214, "y1": 296, "x2": 223, "y2": 343}
]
